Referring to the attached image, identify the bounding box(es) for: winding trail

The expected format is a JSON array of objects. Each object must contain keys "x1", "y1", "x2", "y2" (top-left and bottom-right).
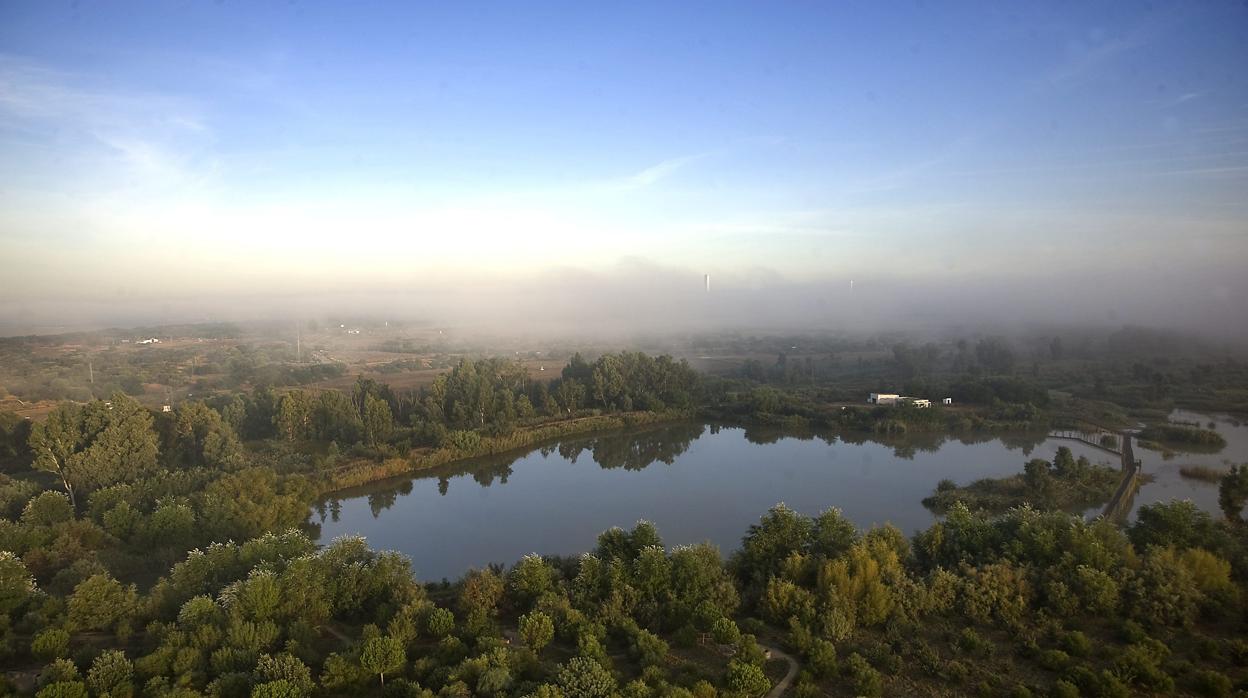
[{"x1": 759, "y1": 644, "x2": 799, "y2": 698}]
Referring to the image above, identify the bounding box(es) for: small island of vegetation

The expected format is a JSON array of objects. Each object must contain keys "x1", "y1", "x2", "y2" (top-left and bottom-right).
[
  {"x1": 1138, "y1": 424, "x2": 1228, "y2": 451},
  {"x1": 922, "y1": 446, "x2": 1123, "y2": 515}
]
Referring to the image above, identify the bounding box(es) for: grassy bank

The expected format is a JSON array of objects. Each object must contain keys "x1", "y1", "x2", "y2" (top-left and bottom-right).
[{"x1": 312, "y1": 409, "x2": 693, "y2": 496}]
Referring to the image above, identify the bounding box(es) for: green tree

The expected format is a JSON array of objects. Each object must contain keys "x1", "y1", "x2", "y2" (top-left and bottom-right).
[
  {"x1": 22, "y1": 490, "x2": 75, "y2": 526},
  {"x1": 425, "y1": 607, "x2": 455, "y2": 639},
  {"x1": 360, "y1": 635, "x2": 405, "y2": 687},
  {"x1": 631, "y1": 628, "x2": 668, "y2": 667},
  {"x1": 1023, "y1": 458, "x2": 1055, "y2": 504},
  {"x1": 252, "y1": 680, "x2": 302, "y2": 698},
  {"x1": 362, "y1": 395, "x2": 394, "y2": 447},
  {"x1": 29, "y1": 396, "x2": 159, "y2": 508},
  {"x1": 314, "y1": 390, "x2": 362, "y2": 442},
  {"x1": 199, "y1": 467, "x2": 308, "y2": 541},
  {"x1": 811, "y1": 507, "x2": 859, "y2": 560},
  {"x1": 555, "y1": 656, "x2": 616, "y2": 698},
  {"x1": 459, "y1": 568, "x2": 504, "y2": 633},
  {"x1": 1218, "y1": 464, "x2": 1248, "y2": 523},
  {"x1": 274, "y1": 392, "x2": 314, "y2": 441},
  {"x1": 0, "y1": 550, "x2": 37, "y2": 614},
  {"x1": 1130, "y1": 500, "x2": 1218, "y2": 550},
  {"x1": 711, "y1": 617, "x2": 740, "y2": 644},
  {"x1": 509, "y1": 554, "x2": 556, "y2": 607},
  {"x1": 725, "y1": 659, "x2": 770, "y2": 696},
  {"x1": 518, "y1": 611, "x2": 555, "y2": 653},
  {"x1": 31, "y1": 628, "x2": 70, "y2": 661},
  {"x1": 254, "y1": 653, "x2": 314, "y2": 696},
  {"x1": 170, "y1": 401, "x2": 244, "y2": 469},
  {"x1": 67, "y1": 572, "x2": 138, "y2": 632},
  {"x1": 86, "y1": 650, "x2": 134, "y2": 698},
  {"x1": 35, "y1": 682, "x2": 88, "y2": 698},
  {"x1": 736, "y1": 504, "x2": 812, "y2": 588}
]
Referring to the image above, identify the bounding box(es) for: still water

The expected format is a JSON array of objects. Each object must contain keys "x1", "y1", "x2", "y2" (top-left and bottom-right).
[{"x1": 313, "y1": 412, "x2": 1245, "y2": 581}]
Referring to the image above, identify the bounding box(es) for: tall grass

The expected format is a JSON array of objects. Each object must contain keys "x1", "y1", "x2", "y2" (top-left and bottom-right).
[{"x1": 1179, "y1": 465, "x2": 1228, "y2": 483}]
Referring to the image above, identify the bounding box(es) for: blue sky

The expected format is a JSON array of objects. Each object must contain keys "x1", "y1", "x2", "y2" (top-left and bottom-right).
[{"x1": 1, "y1": 1, "x2": 1246, "y2": 307}]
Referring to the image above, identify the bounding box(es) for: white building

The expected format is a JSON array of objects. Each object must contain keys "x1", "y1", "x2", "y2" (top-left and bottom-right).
[
  {"x1": 868, "y1": 393, "x2": 900, "y2": 405},
  {"x1": 909, "y1": 398, "x2": 932, "y2": 409},
  {"x1": 942, "y1": 397, "x2": 953, "y2": 405}
]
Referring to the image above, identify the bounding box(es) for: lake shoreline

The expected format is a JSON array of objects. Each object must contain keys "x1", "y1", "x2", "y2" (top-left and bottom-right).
[
  {"x1": 311, "y1": 408, "x2": 1061, "y2": 501},
  {"x1": 311, "y1": 409, "x2": 695, "y2": 498}
]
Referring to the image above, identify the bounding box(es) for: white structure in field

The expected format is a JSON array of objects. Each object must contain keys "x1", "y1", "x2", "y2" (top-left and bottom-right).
[
  {"x1": 868, "y1": 393, "x2": 933, "y2": 408},
  {"x1": 943, "y1": 397, "x2": 953, "y2": 405}
]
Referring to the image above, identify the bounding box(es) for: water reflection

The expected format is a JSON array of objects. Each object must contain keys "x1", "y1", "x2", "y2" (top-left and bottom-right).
[
  {"x1": 555, "y1": 422, "x2": 706, "y2": 470},
  {"x1": 312, "y1": 413, "x2": 1243, "y2": 581},
  {"x1": 322, "y1": 423, "x2": 707, "y2": 518},
  {"x1": 315, "y1": 422, "x2": 1053, "y2": 521}
]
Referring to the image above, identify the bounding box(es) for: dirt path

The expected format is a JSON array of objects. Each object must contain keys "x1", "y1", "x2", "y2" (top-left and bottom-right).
[{"x1": 760, "y1": 644, "x2": 799, "y2": 698}]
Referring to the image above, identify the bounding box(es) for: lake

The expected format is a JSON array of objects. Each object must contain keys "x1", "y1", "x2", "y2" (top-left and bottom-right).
[{"x1": 312, "y1": 411, "x2": 1246, "y2": 581}]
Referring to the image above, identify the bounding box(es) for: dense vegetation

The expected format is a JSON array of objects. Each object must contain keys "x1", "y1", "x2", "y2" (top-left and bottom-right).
[
  {"x1": 922, "y1": 447, "x2": 1123, "y2": 515},
  {"x1": 3, "y1": 332, "x2": 1248, "y2": 696},
  {"x1": 1139, "y1": 425, "x2": 1228, "y2": 450},
  {"x1": 2, "y1": 474, "x2": 1247, "y2": 696}
]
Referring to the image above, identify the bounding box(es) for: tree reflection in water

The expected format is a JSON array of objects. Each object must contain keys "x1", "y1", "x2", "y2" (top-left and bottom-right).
[
  {"x1": 557, "y1": 422, "x2": 706, "y2": 471},
  {"x1": 314, "y1": 422, "x2": 1051, "y2": 520}
]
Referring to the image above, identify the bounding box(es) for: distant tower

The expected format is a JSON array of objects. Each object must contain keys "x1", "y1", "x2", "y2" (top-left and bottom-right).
[
  {"x1": 704, "y1": 274, "x2": 710, "y2": 293},
  {"x1": 850, "y1": 279, "x2": 855, "y2": 292}
]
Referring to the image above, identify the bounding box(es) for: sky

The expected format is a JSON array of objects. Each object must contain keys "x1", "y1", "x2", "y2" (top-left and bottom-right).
[{"x1": 1, "y1": 1, "x2": 1246, "y2": 333}]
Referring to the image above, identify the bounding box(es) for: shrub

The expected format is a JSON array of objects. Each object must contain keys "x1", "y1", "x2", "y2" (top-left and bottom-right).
[
  {"x1": 1113, "y1": 642, "x2": 1174, "y2": 692},
  {"x1": 35, "y1": 682, "x2": 88, "y2": 698},
  {"x1": 792, "y1": 677, "x2": 819, "y2": 698},
  {"x1": 956, "y1": 628, "x2": 992, "y2": 657},
  {"x1": 960, "y1": 562, "x2": 1031, "y2": 627},
  {"x1": 1192, "y1": 669, "x2": 1233, "y2": 697},
  {"x1": 1059, "y1": 631, "x2": 1090, "y2": 658},
  {"x1": 1050, "y1": 681, "x2": 1078, "y2": 698},
  {"x1": 710, "y1": 617, "x2": 740, "y2": 645},
  {"x1": 725, "y1": 660, "x2": 770, "y2": 697},
  {"x1": 806, "y1": 638, "x2": 837, "y2": 678},
  {"x1": 1037, "y1": 649, "x2": 1070, "y2": 671},
  {"x1": 631, "y1": 629, "x2": 668, "y2": 667},
  {"x1": 31, "y1": 629, "x2": 70, "y2": 661},
  {"x1": 1119, "y1": 620, "x2": 1146, "y2": 643},
  {"x1": 1098, "y1": 670, "x2": 1131, "y2": 698},
  {"x1": 944, "y1": 659, "x2": 970, "y2": 683},
  {"x1": 843, "y1": 653, "x2": 883, "y2": 697},
  {"x1": 865, "y1": 641, "x2": 901, "y2": 675},
  {"x1": 425, "y1": 607, "x2": 454, "y2": 639},
  {"x1": 911, "y1": 640, "x2": 942, "y2": 677}
]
